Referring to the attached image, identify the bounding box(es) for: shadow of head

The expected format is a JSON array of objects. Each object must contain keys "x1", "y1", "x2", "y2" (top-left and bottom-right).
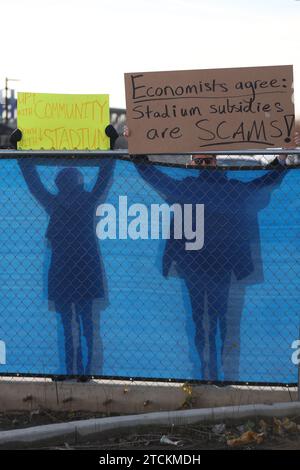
[{"x1": 55, "y1": 168, "x2": 84, "y2": 193}]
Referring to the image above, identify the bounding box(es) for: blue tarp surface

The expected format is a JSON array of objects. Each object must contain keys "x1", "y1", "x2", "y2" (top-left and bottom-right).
[{"x1": 0, "y1": 158, "x2": 299, "y2": 383}]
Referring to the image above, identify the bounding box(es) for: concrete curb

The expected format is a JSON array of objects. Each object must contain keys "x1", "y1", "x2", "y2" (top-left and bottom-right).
[
  {"x1": 1, "y1": 401, "x2": 300, "y2": 448},
  {"x1": 0, "y1": 379, "x2": 298, "y2": 414}
]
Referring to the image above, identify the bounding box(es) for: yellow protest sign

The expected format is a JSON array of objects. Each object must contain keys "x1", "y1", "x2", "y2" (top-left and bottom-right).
[{"x1": 17, "y1": 93, "x2": 110, "y2": 150}]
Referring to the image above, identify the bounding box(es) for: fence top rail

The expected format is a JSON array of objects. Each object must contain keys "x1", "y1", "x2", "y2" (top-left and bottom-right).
[{"x1": 0, "y1": 148, "x2": 299, "y2": 157}]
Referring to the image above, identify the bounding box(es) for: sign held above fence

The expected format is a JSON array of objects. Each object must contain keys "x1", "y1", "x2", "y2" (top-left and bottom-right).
[
  {"x1": 124, "y1": 65, "x2": 295, "y2": 155},
  {"x1": 17, "y1": 93, "x2": 110, "y2": 150}
]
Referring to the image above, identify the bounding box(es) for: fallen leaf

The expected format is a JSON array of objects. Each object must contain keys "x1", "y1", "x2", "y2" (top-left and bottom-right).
[{"x1": 227, "y1": 431, "x2": 265, "y2": 447}]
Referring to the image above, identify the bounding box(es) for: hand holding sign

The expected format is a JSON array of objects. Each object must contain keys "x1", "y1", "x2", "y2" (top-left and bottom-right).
[{"x1": 123, "y1": 126, "x2": 149, "y2": 163}]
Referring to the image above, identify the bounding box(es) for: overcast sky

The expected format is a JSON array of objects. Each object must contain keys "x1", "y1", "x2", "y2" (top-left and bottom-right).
[{"x1": 1, "y1": 0, "x2": 299, "y2": 114}]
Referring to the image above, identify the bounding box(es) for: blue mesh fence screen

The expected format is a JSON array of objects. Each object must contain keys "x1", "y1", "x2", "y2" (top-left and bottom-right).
[{"x1": 0, "y1": 157, "x2": 299, "y2": 383}]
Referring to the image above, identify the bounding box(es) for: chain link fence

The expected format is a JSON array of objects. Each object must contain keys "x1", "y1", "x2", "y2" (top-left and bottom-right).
[{"x1": 0, "y1": 149, "x2": 299, "y2": 402}]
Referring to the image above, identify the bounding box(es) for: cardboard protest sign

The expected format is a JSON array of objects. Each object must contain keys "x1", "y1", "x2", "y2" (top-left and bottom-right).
[
  {"x1": 124, "y1": 65, "x2": 295, "y2": 154},
  {"x1": 17, "y1": 93, "x2": 110, "y2": 150}
]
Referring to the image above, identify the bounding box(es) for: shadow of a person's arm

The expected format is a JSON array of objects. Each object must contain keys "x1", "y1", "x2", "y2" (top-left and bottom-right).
[
  {"x1": 122, "y1": 126, "x2": 178, "y2": 201},
  {"x1": 10, "y1": 129, "x2": 55, "y2": 212},
  {"x1": 90, "y1": 157, "x2": 116, "y2": 202},
  {"x1": 134, "y1": 158, "x2": 179, "y2": 202},
  {"x1": 246, "y1": 157, "x2": 288, "y2": 193},
  {"x1": 18, "y1": 158, "x2": 55, "y2": 213}
]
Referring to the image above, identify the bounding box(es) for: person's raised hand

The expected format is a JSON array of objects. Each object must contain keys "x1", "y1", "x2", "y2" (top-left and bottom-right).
[
  {"x1": 10, "y1": 128, "x2": 23, "y2": 149},
  {"x1": 105, "y1": 125, "x2": 119, "y2": 150},
  {"x1": 123, "y1": 126, "x2": 149, "y2": 162},
  {"x1": 123, "y1": 125, "x2": 130, "y2": 139}
]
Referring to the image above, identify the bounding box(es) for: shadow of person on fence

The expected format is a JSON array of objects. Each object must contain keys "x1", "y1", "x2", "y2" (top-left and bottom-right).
[
  {"x1": 134, "y1": 153, "x2": 288, "y2": 381},
  {"x1": 10, "y1": 127, "x2": 117, "y2": 380}
]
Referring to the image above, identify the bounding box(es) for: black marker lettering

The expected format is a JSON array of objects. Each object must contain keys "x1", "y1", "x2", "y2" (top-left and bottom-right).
[
  {"x1": 131, "y1": 74, "x2": 146, "y2": 100},
  {"x1": 275, "y1": 102, "x2": 284, "y2": 112},
  {"x1": 195, "y1": 119, "x2": 215, "y2": 141},
  {"x1": 170, "y1": 127, "x2": 182, "y2": 139},
  {"x1": 270, "y1": 120, "x2": 283, "y2": 138},
  {"x1": 216, "y1": 121, "x2": 230, "y2": 140},
  {"x1": 284, "y1": 114, "x2": 295, "y2": 143},
  {"x1": 247, "y1": 120, "x2": 267, "y2": 142},
  {"x1": 232, "y1": 122, "x2": 245, "y2": 141},
  {"x1": 132, "y1": 105, "x2": 144, "y2": 119}
]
